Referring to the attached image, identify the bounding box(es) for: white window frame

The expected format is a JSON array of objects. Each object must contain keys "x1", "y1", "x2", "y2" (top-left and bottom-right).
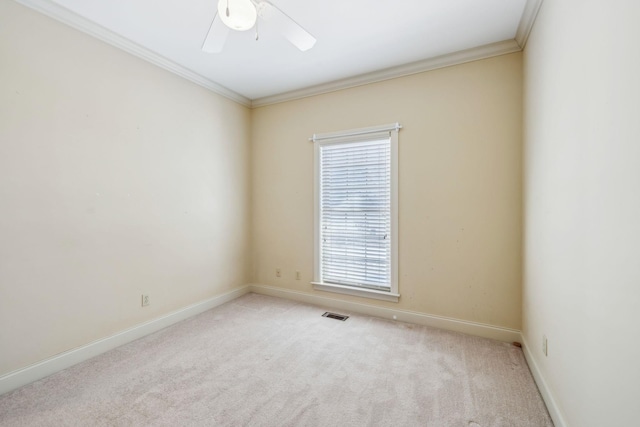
[{"x1": 311, "y1": 123, "x2": 400, "y2": 303}]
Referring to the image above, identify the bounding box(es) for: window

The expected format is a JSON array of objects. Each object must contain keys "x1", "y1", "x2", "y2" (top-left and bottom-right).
[{"x1": 311, "y1": 123, "x2": 400, "y2": 302}]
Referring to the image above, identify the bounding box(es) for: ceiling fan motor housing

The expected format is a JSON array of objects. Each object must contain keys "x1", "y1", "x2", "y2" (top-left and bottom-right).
[{"x1": 218, "y1": 0, "x2": 257, "y2": 31}]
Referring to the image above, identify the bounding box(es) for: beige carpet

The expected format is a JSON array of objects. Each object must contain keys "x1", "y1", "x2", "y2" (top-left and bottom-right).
[{"x1": 0, "y1": 293, "x2": 553, "y2": 426}]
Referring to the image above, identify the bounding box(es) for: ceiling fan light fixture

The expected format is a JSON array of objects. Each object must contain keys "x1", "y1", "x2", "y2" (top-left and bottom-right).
[{"x1": 218, "y1": 0, "x2": 257, "y2": 31}]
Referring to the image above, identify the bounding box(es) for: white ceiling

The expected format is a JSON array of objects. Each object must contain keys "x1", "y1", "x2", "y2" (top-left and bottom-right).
[{"x1": 17, "y1": 0, "x2": 540, "y2": 106}]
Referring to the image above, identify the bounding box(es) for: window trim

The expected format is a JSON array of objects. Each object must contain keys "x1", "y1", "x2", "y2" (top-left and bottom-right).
[{"x1": 312, "y1": 123, "x2": 400, "y2": 303}]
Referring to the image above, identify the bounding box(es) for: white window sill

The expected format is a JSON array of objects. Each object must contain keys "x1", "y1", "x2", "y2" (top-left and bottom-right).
[{"x1": 311, "y1": 282, "x2": 400, "y2": 303}]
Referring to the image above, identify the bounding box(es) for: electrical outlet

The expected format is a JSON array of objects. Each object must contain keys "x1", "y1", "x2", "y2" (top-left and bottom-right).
[
  {"x1": 542, "y1": 335, "x2": 548, "y2": 356},
  {"x1": 276, "y1": 268, "x2": 281, "y2": 278},
  {"x1": 295, "y1": 270, "x2": 301, "y2": 280},
  {"x1": 142, "y1": 294, "x2": 150, "y2": 307}
]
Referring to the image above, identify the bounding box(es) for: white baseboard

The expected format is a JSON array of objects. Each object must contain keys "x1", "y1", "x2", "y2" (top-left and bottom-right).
[
  {"x1": 0, "y1": 285, "x2": 250, "y2": 396},
  {"x1": 520, "y1": 334, "x2": 568, "y2": 427},
  {"x1": 249, "y1": 284, "x2": 521, "y2": 343},
  {"x1": 2, "y1": 284, "x2": 565, "y2": 427}
]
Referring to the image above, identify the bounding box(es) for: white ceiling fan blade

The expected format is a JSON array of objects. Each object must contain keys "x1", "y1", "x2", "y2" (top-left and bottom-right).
[
  {"x1": 202, "y1": 12, "x2": 230, "y2": 53},
  {"x1": 257, "y1": 1, "x2": 316, "y2": 51}
]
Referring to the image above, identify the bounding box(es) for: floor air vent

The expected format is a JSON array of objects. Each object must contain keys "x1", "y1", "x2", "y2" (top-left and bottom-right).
[{"x1": 322, "y1": 312, "x2": 349, "y2": 321}]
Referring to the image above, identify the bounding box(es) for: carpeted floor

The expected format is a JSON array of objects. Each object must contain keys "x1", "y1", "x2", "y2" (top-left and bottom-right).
[{"x1": 0, "y1": 293, "x2": 553, "y2": 426}]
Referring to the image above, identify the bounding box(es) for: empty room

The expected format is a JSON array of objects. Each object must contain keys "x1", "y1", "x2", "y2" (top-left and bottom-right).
[{"x1": 1, "y1": 0, "x2": 638, "y2": 426}]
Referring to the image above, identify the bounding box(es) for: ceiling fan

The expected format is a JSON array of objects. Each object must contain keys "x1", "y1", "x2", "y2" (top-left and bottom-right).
[{"x1": 202, "y1": 0, "x2": 316, "y2": 53}]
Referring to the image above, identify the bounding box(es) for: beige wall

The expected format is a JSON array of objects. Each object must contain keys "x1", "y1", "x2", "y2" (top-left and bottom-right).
[
  {"x1": 0, "y1": 1, "x2": 251, "y2": 375},
  {"x1": 523, "y1": 1, "x2": 640, "y2": 425},
  {"x1": 252, "y1": 53, "x2": 523, "y2": 330}
]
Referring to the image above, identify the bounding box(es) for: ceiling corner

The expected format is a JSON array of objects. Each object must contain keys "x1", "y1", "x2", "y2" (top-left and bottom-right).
[{"x1": 515, "y1": 0, "x2": 544, "y2": 48}]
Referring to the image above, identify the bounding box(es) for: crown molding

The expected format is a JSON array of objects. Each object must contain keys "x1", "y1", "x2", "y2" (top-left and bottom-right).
[
  {"x1": 251, "y1": 39, "x2": 521, "y2": 108},
  {"x1": 14, "y1": 0, "x2": 540, "y2": 109},
  {"x1": 515, "y1": 0, "x2": 544, "y2": 48},
  {"x1": 13, "y1": 0, "x2": 251, "y2": 107}
]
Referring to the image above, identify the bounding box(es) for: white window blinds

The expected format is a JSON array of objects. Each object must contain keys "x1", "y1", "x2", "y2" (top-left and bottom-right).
[
  {"x1": 319, "y1": 138, "x2": 391, "y2": 291},
  {"x1": 312, "y1": 123, "x2": 400, "y2": 302}
]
